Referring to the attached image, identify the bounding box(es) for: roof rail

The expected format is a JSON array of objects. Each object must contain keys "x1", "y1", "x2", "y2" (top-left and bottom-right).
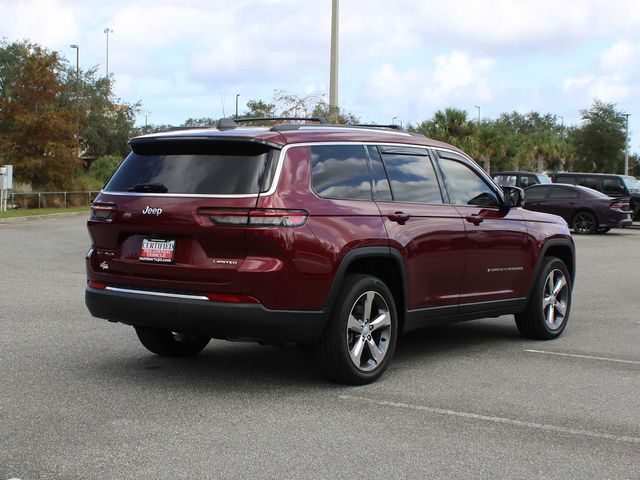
[
  {"x1": 350, "y1": 123, "x2": 404, "y2": 131},
  {"x1": 236, "y1": 116, "x2": 327, "y2": 124}
]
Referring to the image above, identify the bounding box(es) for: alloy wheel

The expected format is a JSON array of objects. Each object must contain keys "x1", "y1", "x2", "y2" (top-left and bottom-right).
[
  {"x1": 346, "y1": 291, "x2": 392, "y2": 372},
  {"x1": 542, "y1": 269, "x2": 569, "y2": 330}
]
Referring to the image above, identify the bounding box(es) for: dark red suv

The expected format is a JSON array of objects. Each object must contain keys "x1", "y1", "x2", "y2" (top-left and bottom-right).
[{"x1": 86, "y1": 119, "x2": 576, "y2": 384}]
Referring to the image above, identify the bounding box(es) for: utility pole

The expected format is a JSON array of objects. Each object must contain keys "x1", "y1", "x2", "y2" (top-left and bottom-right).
[
  {"x1": 70, "y1": 44, "x2": 80, "y2": 158},
  {"x1": 474, "y1": 105, "x2": 480, "y2": 123},
  {"x1": 329, "y1": 0, "x2": 339, "y2": 109},
  {"x1": 623, "y1": 113, "x2": 630, "y2": 175},
  {"x1": 104, "y1": 28, "x2": 113, "y2": 78},
  {"x1": 235, "y1": 94, "x2": 240, "y2": 118}
]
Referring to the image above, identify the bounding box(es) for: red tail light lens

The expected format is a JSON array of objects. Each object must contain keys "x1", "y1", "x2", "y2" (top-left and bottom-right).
[
  {"x1": 248, "y1": 209, "x2": 308, "y2": 227},
  {"x1": 91, "y1": 202, "x2": 117, "y2": 221},
  {"x1": 198, "y1": 208, "x2": 308, "y2": 227},
  {"x1": 206, "y1": 293, "x2": 259, "y2": 303},
  {"x1": 610, "y1": 201, "x2": 629, "y2": 210},
  {"x1": 87, "y1": 280, "x2": 107, "y2": 289}
]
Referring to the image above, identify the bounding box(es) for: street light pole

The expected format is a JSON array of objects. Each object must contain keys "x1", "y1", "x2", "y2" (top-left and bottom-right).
[
  {"x1": 392, "y1": 116, "x2": 397, "y2": 125},
  {"x1": 235, "y1": 94, "x2": 240, "y2": 118},
  {"x1": 70, "y1": 44, "x2": 80, "y2": 158},
  {"x1": 474, "y1": 105, "x2": 480, "y2": 122},
  {"x1": 623, "y1": 113, "x2": 630, "y2": 175},
  {"x1": 329, "y1": 0, "x2": 339, "y2": 109},
  {"x1": 104, "y1": 28, "x2": 113, "y2": 78}
]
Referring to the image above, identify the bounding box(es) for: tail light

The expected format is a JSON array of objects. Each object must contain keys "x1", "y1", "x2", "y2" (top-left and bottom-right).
[
  {"x1": 91, "y1": 202, "x2": 117, "y2": 221},
  {"x1": 87, "y1": 280, "x2": 107, "y2": 289},
  {"x1": 610, "y1": 200, "x2": 629, "y2": 210},
  {"x1": 198, "y1": 208, "x2": 308, "y2": 227}
]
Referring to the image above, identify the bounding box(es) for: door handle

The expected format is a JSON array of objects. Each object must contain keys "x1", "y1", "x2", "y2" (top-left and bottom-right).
[
  {"x1": 465, "y1": 214, "x2": 484, "y2": 225},
  {"x1": 388, "y1": 211, "x2": 410, "y2": 224}
]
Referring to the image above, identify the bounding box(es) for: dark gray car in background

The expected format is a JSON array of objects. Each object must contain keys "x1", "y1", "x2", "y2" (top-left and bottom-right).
[{"x1": 524, "y1": 184, "x2": 633, "y2": 234}]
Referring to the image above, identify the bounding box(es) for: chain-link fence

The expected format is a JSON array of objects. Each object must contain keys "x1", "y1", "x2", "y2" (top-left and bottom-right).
[{"x1": 8, "y1": 191, "x2": 100, "y2": 209}]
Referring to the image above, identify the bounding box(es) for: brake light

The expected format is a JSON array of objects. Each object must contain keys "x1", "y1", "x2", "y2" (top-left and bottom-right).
[
  {"x1": 91, "y1": 202, "x2": 117, "y2": 221},
  {"x1": 206, "y1": 293, "x2": 259, "y2": 303},
  {"x1": 248, "y1": 209, "x2": 308, "y2": 227},
  {"x1": 87, "y1": 280, "x2": 107, "y2": 289},
  {"x1": 610, "y1": 201, "x2": 629, "y2": 210},
  {"x1": 198, "y1": 208, "x2": 308, "y2": 227}
]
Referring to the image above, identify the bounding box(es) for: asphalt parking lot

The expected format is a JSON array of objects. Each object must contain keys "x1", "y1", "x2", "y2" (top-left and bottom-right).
[{"x1": 1, "y1": 215, "x2": 639, "y2": 480}]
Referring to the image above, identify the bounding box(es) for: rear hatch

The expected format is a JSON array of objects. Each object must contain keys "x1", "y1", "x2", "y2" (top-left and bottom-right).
[{"x1": 88, "y1": 138, "x2": 281, "y2": 290}]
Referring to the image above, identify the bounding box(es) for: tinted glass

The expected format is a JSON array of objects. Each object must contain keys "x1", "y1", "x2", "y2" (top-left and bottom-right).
[
  {"x1": 524, "y1": 186, "x2": 549, "y2": 200},
  {"x1": 623, "y1": 176, "x2": 640, "y2": 192},
  {"x1": 366, "y1": 146, "x2": 392, "y2": 201},
  {"x1": 577, "y1": 177, "x2": 599, "y2": 190},
  {"x1": 602, "y1": 178, "x2": 625, "y2": 194},
  {"x1": 381, "y1": 153, "x2": 442, "y2": 203},
  {"x1": 549, "y1": 187, "x2": 578, "y2": 199},
  {"x1": 494, "y1": 175, "x2": 516, "y2": 187},
  {"x1": 520, "y1": 175, "x2": 533, "y2": 188},
  {"x1": 555, "y1": 176, "x2": 576, "y2": 185},
  {"x1": 439, "y1": 158, "x2": 499, "y2": 207},
  {"x1": 105, "y1": 149, "x2": 271, "y2": 194},
  {"x1": 310, "y1": 145, "x2": 372, "y2": 200}
]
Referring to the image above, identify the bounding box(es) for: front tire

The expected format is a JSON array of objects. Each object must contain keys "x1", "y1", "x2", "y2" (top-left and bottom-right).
[
  {"x1": 515, "y1": 257, "x2": 572, "y2": 340},
  {"x1": 318, "y1": 274, "x2": 398, "y2": 385},
  {"x1": 135, "y1": 326, "x2": 210, "y2": 357}
]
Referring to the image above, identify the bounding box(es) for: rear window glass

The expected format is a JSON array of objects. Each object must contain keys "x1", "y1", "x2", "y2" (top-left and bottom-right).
[{"x1": 104, "y1": 142, "x2": 274, "y2": 195}]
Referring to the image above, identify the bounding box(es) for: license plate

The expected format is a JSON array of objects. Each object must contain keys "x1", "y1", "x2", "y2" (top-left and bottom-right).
[{"x1": 140, "y1": 238, "x2": 175, "y2": 263}]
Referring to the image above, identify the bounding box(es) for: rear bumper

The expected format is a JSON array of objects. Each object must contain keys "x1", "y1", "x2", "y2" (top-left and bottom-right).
[{"x1": 85, "y1": 287, "x2": 328, "y2": 343}]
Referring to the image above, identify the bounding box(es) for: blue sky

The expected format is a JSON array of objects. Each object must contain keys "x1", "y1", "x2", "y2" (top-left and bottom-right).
[{"x1": 2, "y1": 0, "x2": 640, "y2": 153}]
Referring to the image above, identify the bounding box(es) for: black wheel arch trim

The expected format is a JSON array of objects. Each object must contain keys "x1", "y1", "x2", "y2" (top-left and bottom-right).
[
  {"x1": 324, "y1": 246, "x2": 408, "y2": 313},
  {"x1": 526, "y1": 238, "x2": 576, "y2": 301}
]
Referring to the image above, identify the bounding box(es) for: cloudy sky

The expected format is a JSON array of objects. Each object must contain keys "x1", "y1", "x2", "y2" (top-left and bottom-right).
[{"x1": 2, "y1": 0, "x2": 640, "y2": 152}]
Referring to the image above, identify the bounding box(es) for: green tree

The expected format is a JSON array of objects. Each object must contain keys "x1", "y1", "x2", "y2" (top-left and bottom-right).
[
  {"x1": 0, "y1": 39, "x2": 78, "y2": 189},
  {"x1": 89, "y1": 154, "x2": 121, "y2": 183},
  {"x1": 568, "y1": 100, "x2": 626, "y2": 173},
  {"x1": 242, "y1": 99, "x2": 276, "y2": 118},
  {"x1": 413, "y1": 108, "x2": 476, "y2": 149}
]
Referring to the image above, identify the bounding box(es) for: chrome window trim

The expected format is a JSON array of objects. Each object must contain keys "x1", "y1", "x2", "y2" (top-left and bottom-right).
[{"x1": 105, "y1": 286, "x2": 209, "y2": 301}]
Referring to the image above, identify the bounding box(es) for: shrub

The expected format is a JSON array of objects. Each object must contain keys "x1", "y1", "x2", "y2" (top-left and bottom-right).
[{"x1": 89, "y1": 155, "x2": 122, "y2": 184}]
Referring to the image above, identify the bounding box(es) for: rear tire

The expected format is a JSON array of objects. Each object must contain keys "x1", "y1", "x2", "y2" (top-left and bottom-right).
[
  {"x1": 318, "y1": 274, "x2": 398, "y2": 385},
  {"x1": 135, "y1": 326, "x2": 210, "y2": 357},
  {"x1": 572, "y1": 211, "x2": 596, "y2": 234},
  {"x1": 515, "y1": 257, "x2": 572, "y2": 340}
]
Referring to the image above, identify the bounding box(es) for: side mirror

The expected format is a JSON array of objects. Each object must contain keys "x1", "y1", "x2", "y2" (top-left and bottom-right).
[{"x1": 502, "y1": 186, "x2": 525, "y2": 208}]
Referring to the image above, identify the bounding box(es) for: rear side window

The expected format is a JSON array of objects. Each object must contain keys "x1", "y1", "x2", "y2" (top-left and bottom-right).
[
  {"x1": 310, "y1": 145, "x2": 372, "y2": 200},
  {"x1": 577, "y1": 177, "x2": 599, "y2": 190},
  {"x1": 555, "y1": 176, "x2": 576, "y2": 185},
  {"x1": 381, "y1": 153, "x2": 442, "y2": 204},
  {"x1": 105, "y1": 141, "x2": 274, "y2": 195},
  {"x1": 494, "y1": 175, "x2": 516, "y2": 187},
  {"x1": 366, "y1": 146, "x2": 393, "y2": 201}
]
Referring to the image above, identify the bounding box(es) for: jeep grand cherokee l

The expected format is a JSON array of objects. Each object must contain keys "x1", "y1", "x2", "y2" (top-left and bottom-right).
[{"x1": 85, "y1": 118, "x2": 576, "y2": 385}]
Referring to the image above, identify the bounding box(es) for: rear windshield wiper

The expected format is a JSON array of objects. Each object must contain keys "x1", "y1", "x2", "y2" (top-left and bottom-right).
[{"x1": 127, "y1": 183, "x2": 168, "y2": 193}]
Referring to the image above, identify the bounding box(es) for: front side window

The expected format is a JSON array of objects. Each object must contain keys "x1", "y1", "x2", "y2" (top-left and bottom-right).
[
  {"x1": 439, "y1": 156, "x2": 499, "y2": 207},
  {"x1": 310, "y1": 145, "x2": 372, "y2": 200},
  {"x1": 524, "y1": 187, "x2": 549, "y2": 201},
  {"x1": 549, "y1": 187, "x2": 578, "y2": 199},
  {"x1": 380, "y1": 152, "x2": 443, "y2": 204},
  {"x1": 602, "y1": 178, "x2": 625, "y2": 195}
]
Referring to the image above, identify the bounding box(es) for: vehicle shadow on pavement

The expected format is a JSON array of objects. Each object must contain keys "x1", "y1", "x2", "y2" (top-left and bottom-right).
[{"x1": 88, "y1": 319, "x2": 523, "y2": 389}]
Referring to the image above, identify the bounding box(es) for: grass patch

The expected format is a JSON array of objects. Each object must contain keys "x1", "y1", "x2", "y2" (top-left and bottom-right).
[{"x1": 0, "y1": 206, "x2": 89, "y2": 219}]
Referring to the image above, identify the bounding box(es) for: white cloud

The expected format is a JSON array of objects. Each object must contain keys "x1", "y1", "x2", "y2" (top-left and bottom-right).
[
  {"x1": 365, "y1": 51, "x2": 495, "y2": 121},
  {"x1": 0, "y1": 0, "x2": 78, "y2": 47}
]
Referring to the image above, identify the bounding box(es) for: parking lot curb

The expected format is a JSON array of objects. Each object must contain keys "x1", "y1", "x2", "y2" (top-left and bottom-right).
[{"x1": 0, "y1": 210, "x2": 89, "y2": 224}]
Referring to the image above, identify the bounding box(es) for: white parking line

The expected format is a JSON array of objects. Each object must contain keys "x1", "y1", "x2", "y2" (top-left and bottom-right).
[
  {"x1": 525, "y1": 349, "x2": 640, "y2": 365},
  {"x1": 339, "y1": 395, "x2": 640, "y2": 444}
]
